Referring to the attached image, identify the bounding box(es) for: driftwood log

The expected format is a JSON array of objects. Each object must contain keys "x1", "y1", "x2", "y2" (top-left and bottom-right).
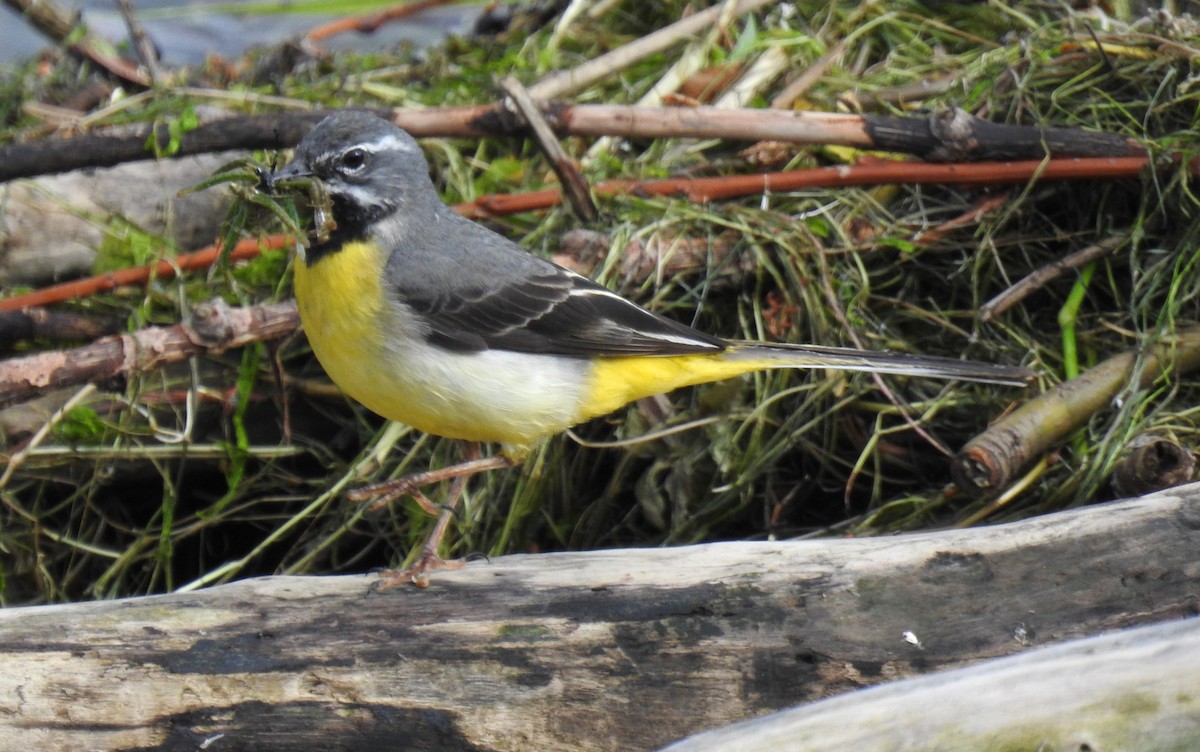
[
  {"x1": 666, "y1": 615, "x2": 1200, "y2": 751},
  {"x1": 0, "y1": 483, "x2": 1197, "y2": 751}
]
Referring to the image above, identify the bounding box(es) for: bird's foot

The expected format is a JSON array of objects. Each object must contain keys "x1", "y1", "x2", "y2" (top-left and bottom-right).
[{"x1": 368, "y1": 550, "x2": 466, "y2": 591}]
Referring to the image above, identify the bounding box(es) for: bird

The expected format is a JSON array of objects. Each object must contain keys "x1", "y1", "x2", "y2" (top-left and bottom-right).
[{"x1": 268, "y1": 110, "x2": 1030, "y2": 587}]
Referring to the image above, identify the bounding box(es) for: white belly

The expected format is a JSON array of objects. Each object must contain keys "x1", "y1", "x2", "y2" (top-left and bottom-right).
[{"x1": 351, "y1": 334, "x2": 592, "y2": 447}]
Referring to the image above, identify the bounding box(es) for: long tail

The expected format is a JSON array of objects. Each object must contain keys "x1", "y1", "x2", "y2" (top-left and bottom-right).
[
  {"x1": 579, "y1": 342, "x2": 1032, "y2": 424},
  {"x1": 725, "y1": 341, "x2": 1033, "y2": 386}
]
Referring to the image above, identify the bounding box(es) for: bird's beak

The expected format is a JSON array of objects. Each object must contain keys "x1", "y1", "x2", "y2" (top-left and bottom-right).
[{"x1": 264, "y1": 159, "x2": 312, "y2": 193}]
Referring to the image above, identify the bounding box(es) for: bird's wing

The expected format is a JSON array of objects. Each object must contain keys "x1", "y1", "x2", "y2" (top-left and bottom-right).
[
  {"x1": 381, "y1": 207, "x2": 727, "y2": 357},
  {"x1": 408, "y1": 264, "x2": 726, "y2": 356}
]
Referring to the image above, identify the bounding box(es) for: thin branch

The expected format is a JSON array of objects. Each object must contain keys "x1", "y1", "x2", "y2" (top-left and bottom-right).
[
  {"x1": 0, "y1": 300, "x2": 300, "y2": 409},
  {"x1": 499, "y1": 76, "x2": 597, "y2": 221},
  {"x1": 0, "y1": 104, "x2": 1145, "y2": 182},
  {"x1": 303, "y1": 0, "x2": 453, "y2": 45},
  {"x1": 527, "y1": 0, "x2": 777, "y2": 100},
  {"x1": 0, "y1": 236, "x2": 290, "y2": 314},
  {"x1": 115, "y1": 0, "x2": 163, "y2": 86},
  {"x1": 456, "y1": 156, "x2": 1154, "y2": 218},
  {"x1": 979, "y1": 234, "x2": 1129, "y2": 322},
  {"x1": 2, "y1": 0, "x2": 150, "y2": 87}
]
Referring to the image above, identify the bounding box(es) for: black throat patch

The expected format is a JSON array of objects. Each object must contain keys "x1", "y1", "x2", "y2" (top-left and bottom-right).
[{"x1": 305, "y1": 194, "x2": 382, "y2": 265}]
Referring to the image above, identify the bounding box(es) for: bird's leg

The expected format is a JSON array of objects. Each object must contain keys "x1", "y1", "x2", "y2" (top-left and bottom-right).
[
  {"x1": 346, "y1": 455, "x2": 512, "y2": 513},
  {"x1": 348, "y1": 444, "x2": 513, "y2": 589}
]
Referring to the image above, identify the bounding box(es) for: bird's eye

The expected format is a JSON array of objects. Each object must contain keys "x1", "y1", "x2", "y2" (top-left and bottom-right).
[{"x1": 340, "y1": 148, "x2": 367, "y2": 171}]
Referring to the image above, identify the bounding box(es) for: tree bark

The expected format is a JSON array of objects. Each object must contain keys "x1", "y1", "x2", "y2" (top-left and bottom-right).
[{"x1": 0, "y1": 484, "x2": 1196, "y2": 751}]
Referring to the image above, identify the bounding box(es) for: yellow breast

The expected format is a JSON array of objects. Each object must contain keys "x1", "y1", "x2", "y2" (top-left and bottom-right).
[{"x1": 294, "y1": 240, "x2": 391, "y2": 408}]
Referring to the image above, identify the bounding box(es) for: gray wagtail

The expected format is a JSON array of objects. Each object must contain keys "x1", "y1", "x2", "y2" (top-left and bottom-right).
[{"x1": 268, "y1": 111, "x2": 1029, "y2": 587}]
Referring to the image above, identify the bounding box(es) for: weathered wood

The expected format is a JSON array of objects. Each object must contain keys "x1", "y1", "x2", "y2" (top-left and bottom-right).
[
  {"x1": 665, "y1": 616, "x2": 1200, "y2": 751},
  {"x1": 0, "y1": 484, "x2": 1197, "y2": 751},
  {"x1": 0, "y1": 151, "x2": 237, "y2": 287}
]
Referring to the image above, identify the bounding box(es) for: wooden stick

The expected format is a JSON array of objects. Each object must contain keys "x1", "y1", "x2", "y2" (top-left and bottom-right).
[
  {"x1": 0, "y1": 308, "x2": 116, "y2": 343},
  {"x1": 499, "y1": 77, "x2": 597, "y2": 221},
  {"x1": 303, "y1": 0, "x2": 452, "y2": 44},
  {"x1": 115, "y1": 0, "x2": 163, "y2": 86},
  {"x1": 0, "y1": 236, "x2": 289, "y2": 314},
  {"x1": 527, "y1": 0, "x2": 777, "y2": 100},
  {"x1": 2, "y1": 0, "x2": 150, "y2": 87},
  {"x1": 953, "y1": 325, "x2": 1200, "y2": 496},
  {"x1": 0, "y1": 300, "x2": 299, "y2": 409},
  {"x1": 979, "y1": 234, "x2": 1129, "y2": 322},
  {"x1": 456, "y1": 155, "x2": 1154, "y2": 218}
]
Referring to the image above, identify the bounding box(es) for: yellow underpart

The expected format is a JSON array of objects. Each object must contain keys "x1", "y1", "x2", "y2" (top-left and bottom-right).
[
  {"x1": 294, "y1": 239, "x2": 393, "y2": 409},
  {"x1": 579, "y1": 352, "x2": 773, "y2": 423}
]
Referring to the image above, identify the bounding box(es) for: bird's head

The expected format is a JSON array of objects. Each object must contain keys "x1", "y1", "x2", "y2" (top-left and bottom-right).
[{"x1": 270, "y1": 111, "x2": 438, "y2": 236}]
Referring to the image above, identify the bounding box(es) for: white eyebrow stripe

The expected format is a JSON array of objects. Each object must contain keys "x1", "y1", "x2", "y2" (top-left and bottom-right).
[{"x1": 357, "y1": 133, "x2": 417, "y2": 154}]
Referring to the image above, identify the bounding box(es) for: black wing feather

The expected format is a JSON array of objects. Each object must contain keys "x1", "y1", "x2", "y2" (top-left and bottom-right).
[
  {"x1": 410, "y1": 267, "x2": 726, "y2": 356},
  {"x1": 386, "y1": 208, "x2": 727, "y2": 357}
]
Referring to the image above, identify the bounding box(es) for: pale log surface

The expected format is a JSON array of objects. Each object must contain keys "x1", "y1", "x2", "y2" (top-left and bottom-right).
[
  {"x1": 665, "y1": 616, "x2": 1200, "y2": 751},
  {"x1": 0, "y1": 152, "x2": 236, "y2": 286},
  {"x1": 0, "y1": 483, "x2": 1197, "y2": 751}
]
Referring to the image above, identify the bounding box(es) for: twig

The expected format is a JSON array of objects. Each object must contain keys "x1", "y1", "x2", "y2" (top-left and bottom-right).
[
  {"x1": 0, "y1": 300, "x2": 300, "y2": 409},
  {"x1": 978, "y1": 234, "x2": 1129, "y2": 322},
  {"x1": 547, "y1": 0, "x2": 593, "y2": 50},
  {"x1": 499, "y1": 77, "x2": 597, "y2": 221},
  {"x1": 115, "y1": 0, "x2": 163, "y2": 87},
  {"x1": 456, "y1": 156, "x2": 1154, "y2": 219},
  {"x1": 581, "y1": 0, "x2": 741, "y2": 161},
  {"x1": 915, "y1": 193, "x2": 1010, "y2": 247},
  {"x1": 0, "y1": 105, "x2": 1146, "y2": 182},
  {"x1": 952, "y1": 325, "x2": 1200, "y2": 497},
  {"x1": 0, "y1": 309, "x2": 117, "y2": 344},
  {"x1": 303, "y1": 0, "x2": 452, "y2": 45},
  {"x1": 527, "y1": 0, "x2": 776, "y2": 100},
  {"x1": 2, "y1": 0, "x2": 150, "y2": 88},
  {"x1": 0, "y1": 236, "x2": 290, "y2": 314},
  {"x1": 0, "y1": 112, "x2": 329, "y2": 182}
]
